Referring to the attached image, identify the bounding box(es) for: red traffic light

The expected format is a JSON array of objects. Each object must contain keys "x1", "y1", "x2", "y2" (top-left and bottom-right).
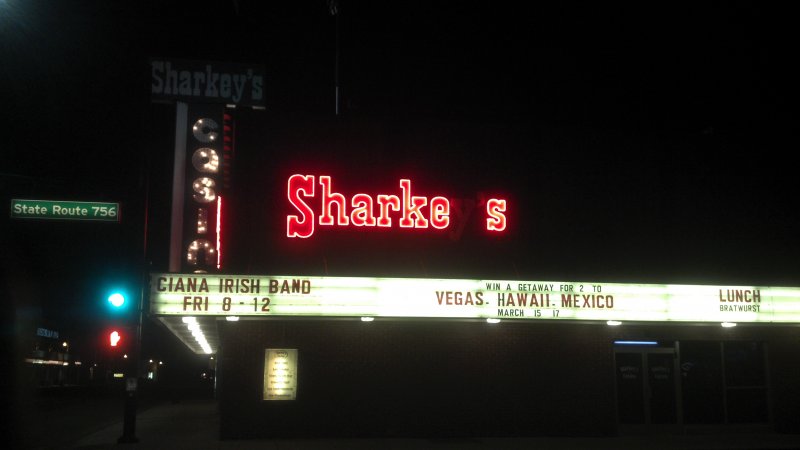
[{"x1": 109, "y1": 330, "x2": 122, "y2": 347}]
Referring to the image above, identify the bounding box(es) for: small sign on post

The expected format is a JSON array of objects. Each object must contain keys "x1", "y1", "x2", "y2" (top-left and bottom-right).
[
  {"x1": 10, "y1": 199, "x2": 120, "y2": 222},
  {"x1": 126, "y1": 377, "x2": 138, "y2": 392}
]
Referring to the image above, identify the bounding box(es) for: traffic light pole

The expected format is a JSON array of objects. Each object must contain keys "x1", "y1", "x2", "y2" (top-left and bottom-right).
[
  {"x1": 118, "y1": 127, "x2": 152, "y2": 445},
  {"x1": 117, "y1": 293, "x2": 142, "y2": 444}
]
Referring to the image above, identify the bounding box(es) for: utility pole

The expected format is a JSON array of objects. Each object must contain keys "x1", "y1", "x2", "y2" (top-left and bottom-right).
[{"x1": 329, "y1": 0, "x2": 341, "y2": 116}]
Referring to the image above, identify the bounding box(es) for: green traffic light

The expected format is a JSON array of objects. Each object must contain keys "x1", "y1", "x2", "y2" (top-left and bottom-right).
[{"x1": 108, "y1": 292, "x2": 126, "y2": 308}]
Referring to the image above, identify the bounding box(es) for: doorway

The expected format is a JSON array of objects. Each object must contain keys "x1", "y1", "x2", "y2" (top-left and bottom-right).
[{"x1": 615, "y1": 345, "x2": 681, "y2": 432}]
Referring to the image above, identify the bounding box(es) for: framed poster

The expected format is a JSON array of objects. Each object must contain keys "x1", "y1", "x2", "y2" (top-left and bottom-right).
[{"x1": 263, "y1": 349, "x2": 298, "y2": 400}]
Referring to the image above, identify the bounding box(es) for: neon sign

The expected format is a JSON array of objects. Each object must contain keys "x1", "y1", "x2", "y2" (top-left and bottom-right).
[{"x1": 286, "y1": 175, "x2": 507, "y2": 238}]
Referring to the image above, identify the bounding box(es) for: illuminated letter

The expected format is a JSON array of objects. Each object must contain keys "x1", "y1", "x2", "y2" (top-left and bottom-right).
[
  {"x1": 187, "y1": 239, "x2": 216, "y2": 266},
  {"x1": 377, "y1": 195, "x2": 401, "y2": 227},
  {"x1": 486, "y1": 198, "x2": 507, "y2": 232},
  {"x1": 429, "y1": 197, "x2": 450, "y2": 229},
  {"x1": 287, "y1": 174, "x2": 315, "y2": 238},
  {"x1": 197, "y1": 208, "x2": 208, "y2": 234},
  {"x1": 192, "y1": 118, "x2": 219, "y2": 143},
  {"x1": 191, "y1": 148, "x2": 220, "y2": 173},
  {"x1": 350, "y1": 194, "x2": 376, "y2": 227},
  {"x1": 157, "y1": 277, "x2": 167, "y2": 292},
  {"x1": 319, "y1": 176, "x2": 349, "y2": 226},
  {"x1": 399, "y1": 179, "x2": 428, "y2": 228},
  {"x1": 192, "y1": 177, "x2": 216, "y2": 203}
]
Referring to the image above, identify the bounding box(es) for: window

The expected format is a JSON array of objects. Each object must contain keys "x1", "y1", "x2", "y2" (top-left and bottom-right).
[
  {"x1": 724, "y1": 341, "x2": 768, "y2": 423},
  {"x1": 679, "y1": 341, "x2": 769, "y2": 424}
]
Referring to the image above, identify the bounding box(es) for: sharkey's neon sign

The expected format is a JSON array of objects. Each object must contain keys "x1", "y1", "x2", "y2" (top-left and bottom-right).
[{"x1": 286, "y1": 174, "x2": 508, "y2": 238}]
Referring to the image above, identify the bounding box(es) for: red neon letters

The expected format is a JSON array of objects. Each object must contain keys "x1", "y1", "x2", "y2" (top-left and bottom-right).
[
  {"x1": 486, "y1": 198, "x2": 507, "y2": 232},
  {"x1": 286, "y1": 174, "x2": 506, "y2": 238}
]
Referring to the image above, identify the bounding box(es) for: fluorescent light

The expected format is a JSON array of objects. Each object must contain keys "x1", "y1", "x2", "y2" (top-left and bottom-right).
[
  {"x1": 486, "y1": 318, "x2": 501, "y2": 324},
  {"x1": 226, "y1": 316, "x2": 240, "y2": 321},
  {"x1": 614, "y1": 340, "x2": 658, "y2": 346},
  {"x1": 721, "y1": 322, "x2": 737, "y2": 328},
  {"x1": 606, "y1": 320, "x2": 622, "y2": 326},
  {"x1": 360, "y1": 317, "x2": 374, "y2": 322}
]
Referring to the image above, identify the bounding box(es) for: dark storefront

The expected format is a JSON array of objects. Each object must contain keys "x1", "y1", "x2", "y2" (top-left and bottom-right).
[
  {"x1": 146, "y1": 105, "x2": 800, "y2": 439},
  {"x1": 205, "y1": 321, "x2": 799, "y2": 439},
  {"x1": 5, "y1": 4, "x2": 797, "y2": 446}
]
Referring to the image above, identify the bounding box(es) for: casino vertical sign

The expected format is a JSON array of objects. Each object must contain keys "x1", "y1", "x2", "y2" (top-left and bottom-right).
[
  {"x1": 182, "y1": 104, "x2": 226, "y2": 272},
  {"x1": 152, "y1": 59, "x2": 262, "y2": 273}
]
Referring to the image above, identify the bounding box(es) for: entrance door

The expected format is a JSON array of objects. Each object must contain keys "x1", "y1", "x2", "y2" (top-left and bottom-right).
[{"x1": 615, "y1": 347, "x2": 680, "y2": 432}]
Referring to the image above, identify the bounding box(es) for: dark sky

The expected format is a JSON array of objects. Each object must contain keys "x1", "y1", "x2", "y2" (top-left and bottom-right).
[{"x1": 2, "y1": 1, "x2": 797, "y2": 360}]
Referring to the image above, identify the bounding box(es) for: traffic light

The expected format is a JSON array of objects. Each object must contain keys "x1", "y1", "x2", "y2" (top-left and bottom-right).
[
  {"x1": 102, "y1": 287, "x2": 132, "y2": 353},
  {"x1": 108, "y1": 292, "x2": 125, "y2": 308},
  {"x1": 109, "y1": 330, "x2": 122, "y2": 347},
  {"x1": 104, "y1": 326, "x2": 129, "y2": 351},
  {"x1": 107, "y1": 290, "x2": 128, "y2": 311}
]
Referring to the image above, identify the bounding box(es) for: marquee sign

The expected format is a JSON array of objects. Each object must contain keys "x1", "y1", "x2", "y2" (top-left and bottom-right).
[{"x1": 150, "y1": 273, "x2": 800, "y2": 324}]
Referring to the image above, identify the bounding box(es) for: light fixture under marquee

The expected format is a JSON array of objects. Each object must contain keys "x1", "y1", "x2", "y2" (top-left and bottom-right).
[
  {"x1": 182, "y1": 316, "x2": 212, "y2": 354},
  {"x1": 614, "y1": 340, "x2": 659, "y2": 346}
]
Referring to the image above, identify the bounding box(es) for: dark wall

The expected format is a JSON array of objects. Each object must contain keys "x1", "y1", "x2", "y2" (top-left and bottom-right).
[
  {"x1": 765, "y1": 333, "x2": 800, "y2": 433},
  {"x1": 218, "y1": 321, "x2": 800, "y2": 439},
  {"x1": 219, "y1": 320, "x2": 617, "y2": 439}
]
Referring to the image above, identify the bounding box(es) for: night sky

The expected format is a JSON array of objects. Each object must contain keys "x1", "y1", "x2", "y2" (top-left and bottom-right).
[{"x1": 2, "y1": 1, "x2": 797, "y2": 364}]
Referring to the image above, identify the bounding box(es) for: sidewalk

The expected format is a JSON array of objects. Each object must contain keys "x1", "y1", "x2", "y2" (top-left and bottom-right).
[{"x1": 71, "y1": 399, "x2": 800, "y2": 450}]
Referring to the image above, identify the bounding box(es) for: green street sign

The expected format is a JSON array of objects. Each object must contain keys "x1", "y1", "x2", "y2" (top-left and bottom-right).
[{"x1": 10, "y1": 199, "x2": 120, "y2": 222}]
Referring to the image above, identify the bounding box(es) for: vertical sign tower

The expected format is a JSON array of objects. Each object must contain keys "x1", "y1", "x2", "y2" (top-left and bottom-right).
[
  {"x1": 182, "y1": 103, "x2": 225, "y2": 273},
  {"x1": 146, "y1": 58, "x2": 265, "y2": 443}
]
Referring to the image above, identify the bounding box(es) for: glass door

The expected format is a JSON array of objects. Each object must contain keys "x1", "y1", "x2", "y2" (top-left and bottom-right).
[
  {"x1": 616, "y1": 352, "x2": 645, "y2": 424},
  {"x1": 647, "y1": 352, "x2": 677, "y2": 424},
  {"x1": 615, "y1": 347, "x2": 680, "y2": 431}
]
